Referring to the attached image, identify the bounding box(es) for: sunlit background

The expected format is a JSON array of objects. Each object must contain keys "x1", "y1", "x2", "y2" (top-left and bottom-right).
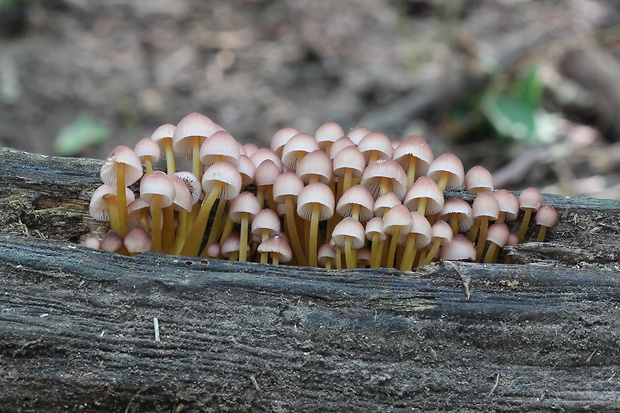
[{"x1": 1, "y1": 0, "x2": 619, "y2": 197}]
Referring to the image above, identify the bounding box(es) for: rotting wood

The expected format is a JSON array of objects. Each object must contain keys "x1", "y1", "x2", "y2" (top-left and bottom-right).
[{"x1": 0, "y1": 147, "x2": 619, "y2": 412}]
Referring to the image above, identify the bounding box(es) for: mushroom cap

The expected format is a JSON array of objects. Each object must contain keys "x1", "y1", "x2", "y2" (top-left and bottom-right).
[
  {"x1": 331, "y1": 217, "x2": 366, "y2": 249},
  {"x1": 427, "y1": 153, "x2": 465, "y2": 190},
  {"x1": 486, "y1": 222, "x2": 510, "y2": 247},
  {"x1": 228, "y1": 191, "x2": 261, "y2": 223},
  {"x1": 465, "y1": 165, "x2": 494, "y2": 194},
  {"x1": 150, "y1": 123, "x2": 176, "y2": 149},
  {"x1": 250, "y1": 147, "x2": 283, "y2": 170},
  {"x1": 347, "y1": 126, "x2": 371, "y2": 144},
  {"x1": 172, "y1": 112, "x2": 223, "y2": 159},
  {"x1": 173, "y1": 171, "x2": 201, "y2": 205},
  {"x1": 199, "y1": 130, "x2": 241, "y2": 167},
  {"x1": 329, "y1": 136, "x2": 356, "y2": 159},
  {"x1": 296, "y1": 182, "x2": 335, "y2": 221},
  {"x1": 357, "y1": 247, "x2": 371, "y2": 267},
  {"x1": 430, "y1": 220, "x2": 453, "y2": 246},
  {"x1": 251, "y1": 208, "x2": 281, "y2": 237},
  {"x1": 127, "y1": 197, "x2": 151, "y2": 225},
  {"x1": 168, "y1": 174, "x2": 193, "y2": 212},
  {"x1": 382, "y1": 204, "x2": 413, "y2": 236},
  {"x1": 83, "y1": 234, "x2": 101, "y2": 250},
  {"x1": 440, "y1": 234, "x2": 475, "y2": 261},
  {"x1": 357, "y1": 131, "x2": 393, "y2": 163},
  {"x1": 493, "y1": 189, "x2": 519, "y2": 221},
  {"x1": 221, "y1": 232, "x2": 244, "y2": 258},
  {"x1": 403, "y1": 176, "x2": 445, "y2": 215},
  {"x1": 257, "y1": 234, "x2": 293, "y2": 263},
  {"x1": 440, "y1": 198, "x2": 474, "y2": 232},
  {"x1": 535, "y1": 205, "x2": 558, "y2": 228},
  {"x1": 373, "y1": 191, "x2": 401, "y2": 218},
  {"x1": 361, "y1": 159, "x2": 408, "y2": 200},
  {"x1": 140, "y1": 171, "x2": 176, "y2": 208},
  {"x1": 100, "y1": 230, "x2": 124, "y2": 253},
  {"x1": 201, "y1": 161, "x2": 242, "y2": 200},
  {"x1": 332, "y1": 145, "x2": 366, "y2": 178},
  {"x1": 271, "y1": 127, "x2": 300, "y2": 157},
  {"x1": 272, "y1": 172, "x2": 305, "y2": 203},
  {"x1": 315, "y1": 121, "x2": 344, "y2": 151},
  {"x1": 89, "y1": 184, "x2": 135, "y2": 221},
  {"x1": 399, "y1": 211, "x2": 432, "y2": 248},
  {"x1": 392, "y1": 135, "x2": 434, "y2": 177},
  {"x1": 254, "y1": 159, "x2": 282, "y2": 187},
  {"x1": 243, "y1": 143, "x2": 259, "y2": 158},
  {"x1": 204, "y1": 241, "x2": 221, "y2": 258},
  {"x1": 317, "y1": 242, "x2": 336, "y2": 267},
  {"x1": 238, "y1": 154, "x2": 256, "y2": 188},
  {"x1": 134, "y1": 137, "x2": 161, "y2": 164},
  {"x1": 336, "y1": 184, "x2": 375, "y2": 222},
  {"x1": 519, "y1": 187, "x2": 543, "y2": 211},
  {"x1": 124, "y1": 226, "x2": 151, "y2": 254},
  {"x1": 297, "y1": 149, "x2": 333, "y2": 184},
  {"x1": 472, "y1": 192, "x2": 500, "y2": 220},
  {"x1": 281, "y1": 133, "x2": 320, "y2": 170},
  {"x1": 365, "y1": 216, "x2": 387, "y2": 242},
  {"x1": 100, "y1": 145, "x2": 143, "y2": 186}
]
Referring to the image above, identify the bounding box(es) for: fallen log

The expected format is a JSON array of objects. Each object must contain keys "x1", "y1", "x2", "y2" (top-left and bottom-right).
[{"x1": 0, "y1": 147, "x2": 618, "y2": 412}]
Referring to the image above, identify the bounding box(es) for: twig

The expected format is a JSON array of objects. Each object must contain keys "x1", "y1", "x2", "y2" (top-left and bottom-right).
[
  {"x1": 153, "y1": 317, "x2": 160, "y2": 342},
  {"x1": 487, "y1": 373, "x2": 500, "y2": 398}
]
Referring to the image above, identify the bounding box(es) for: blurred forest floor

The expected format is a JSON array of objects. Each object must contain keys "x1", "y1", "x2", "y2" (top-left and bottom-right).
[{"x1": 1, "y1": 0, "x2": 620, "y2": 197}]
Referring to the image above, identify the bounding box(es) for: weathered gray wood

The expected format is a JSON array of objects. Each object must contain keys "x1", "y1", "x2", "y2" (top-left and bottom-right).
[{"x1": 0, "y1": 147, "x2": 619, "y2": 412}]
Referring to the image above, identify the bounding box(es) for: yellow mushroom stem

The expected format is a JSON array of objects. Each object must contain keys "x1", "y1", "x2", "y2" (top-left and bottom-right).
[
  {"x1": 116, "y1": 163, "x2": 128, "y2": 237},
  {"x1": 180, "y1": 183, "x2": 222, "y2": 256},
  {"x1": 386, "y1": 228, "x2": 401, "y2": 268},
  {"x1": 217, "y1": 217, "x2": 235, "y2": 249},
  {"x1": 369, "y1": 233, "x2": 381, "y2": 268},
  {"x1": 484, "y1": 242, "x2": 501, "y2": 263},
  {"x1": 344, "y1": 237, "x2": 356, "y2": 269},
  {"x1": 475, "y1": 217, "x2": 490, "y2": 262},
  {"x1": 207, "y1": 198, "x2": 228, "y2": 245},
  {"x1": 536, "y1": 225, "x2": 549, "y2": 242},
  {"x1": 161, "y1": 205, "x2": 175, "y2": 254},
  {"x1": 399, "y1": 233, "x2": 418, "y2": 272},
  {"x1": 324, "y1": 256, "x2": 333, "y2": 270},
  {"x1": 192, "y1": 137, "x2": 201, "y2": 181},
  {"x1": 518, "y1": 208, "x2": 534, "y2": 243},
  {"x1": 437, "y1": 171, "x2": 450, "y2": 192},
  {"x1": 406, "y1": 158, "x2": 417, "y2": 189},
  {"x1": 335, "y1": 246, "x2": 343, "y2": 270},
  {"x1": 173, "y1": 210, "x2": 189, "y2": 255},
  {"x1": 259, "y1": 230, "x2": 270, "y2": 264},
  {"x1": 271, "y1": 252, "x2": 280, "y2": 266},
  {"x1": 419, "y1": 238, "x2": 441, "y2": 267},
  {"x1": 379, "y1": 177, "x2": 391, "y2": 196},
  {"x1": 468, "y1": 218, "x2": 480, "y2": 242},
  {"x1": 308, "y1": 203, "x2": 321, "y2": 267},
  {"x1": 163, "y1": 140, "x2": 176, "y2": 174},
  {"x1": 416, "y1": 198, "x2": 428, "y2": 216},
  {"x1": 107, "y1": 194, "x2": 120, "y2": 234},
  {"x1": 238, "y1": 212, "x2": 249, "y2": 262},
  {"x1": 448, "y1": 214, "x2": 459, "y2": 237},
  {"x1": 150, "y1": 194, "x2": 163, "y2": 253},
  {"x1": 284, "y1": 196, "x2": 307, "y2": 266}
]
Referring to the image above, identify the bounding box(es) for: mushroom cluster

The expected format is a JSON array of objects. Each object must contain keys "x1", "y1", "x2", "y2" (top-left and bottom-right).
[{"x1": 85, "y1": 112, "x2": 558, "y2": 270}]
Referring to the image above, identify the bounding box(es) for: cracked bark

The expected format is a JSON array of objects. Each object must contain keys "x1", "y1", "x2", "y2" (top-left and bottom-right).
[{"x1": 0, "y1": 147, "x2": 618, "y2": 412}]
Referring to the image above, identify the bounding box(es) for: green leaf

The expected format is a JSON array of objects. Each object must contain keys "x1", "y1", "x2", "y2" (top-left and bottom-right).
[
  {"x1": 511, "y1": 63, "x2": 543, "y2": 110},
  {"x1": 54, "y1": 114, "x2": 109, "y2": 156},
  {"x1": 483, "y1": 93, "x2": 537, "y2": 142}
]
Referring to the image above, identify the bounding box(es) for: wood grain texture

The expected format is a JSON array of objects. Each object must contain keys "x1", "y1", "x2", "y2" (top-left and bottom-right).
[{"x1": 0, "y1": 148, "x2": 619, "y2": 412}]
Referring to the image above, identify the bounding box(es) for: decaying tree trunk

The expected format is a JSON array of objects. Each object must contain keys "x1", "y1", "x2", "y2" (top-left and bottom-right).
[{"x1": 0, "y1": 147, "x2": 618, "y2": 412}]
